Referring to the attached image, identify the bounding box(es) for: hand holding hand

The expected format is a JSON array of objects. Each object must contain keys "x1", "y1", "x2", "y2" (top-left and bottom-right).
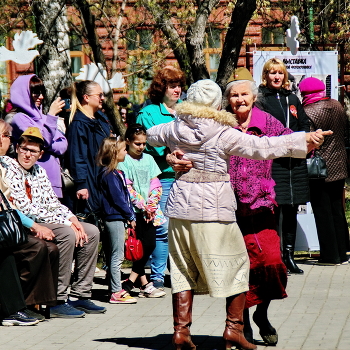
[
  {"x1": 166, "y1": 149, "x2": 193, "y2": 173},
  {"x1": 48, "y1": 97, "x2": 66, "y2": 116}
]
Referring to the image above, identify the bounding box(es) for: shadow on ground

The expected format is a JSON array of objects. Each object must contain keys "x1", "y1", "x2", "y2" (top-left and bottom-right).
[{"x1": 94, "y1": 334, "x2": 224, "y2": 349}]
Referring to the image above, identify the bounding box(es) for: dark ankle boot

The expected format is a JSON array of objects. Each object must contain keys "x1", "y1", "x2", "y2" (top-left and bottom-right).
[
  {"x1": 223, "y1": 294, "x2": 257, "y2": 350},
  {"x1": 284, "y1": 244, "x2": 304, "y2": 274},
  {"x1": 252, "y1": 311, "x2": 278, "y2": 345},
  {"x1": 172, "y1": 290, "x2": 196, "y2": 350}
]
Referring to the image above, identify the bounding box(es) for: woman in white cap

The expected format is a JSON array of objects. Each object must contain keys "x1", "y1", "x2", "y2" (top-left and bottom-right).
[{"x1": 146, "y1": 79, "x2": 329, "y2": 350}]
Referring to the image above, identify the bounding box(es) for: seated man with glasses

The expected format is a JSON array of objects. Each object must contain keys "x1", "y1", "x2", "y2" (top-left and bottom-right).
[{"x1": 0, "y1": 127, "x2": 106, "y2": 318}]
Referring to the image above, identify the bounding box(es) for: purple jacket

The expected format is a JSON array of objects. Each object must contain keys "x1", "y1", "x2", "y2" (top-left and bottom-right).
[
  {"x1": 229, "y1": 107, "x2": 293, "y2": 216},
  {"x1": 10, "y1": 74, "x2": 68, "y2": 197}
]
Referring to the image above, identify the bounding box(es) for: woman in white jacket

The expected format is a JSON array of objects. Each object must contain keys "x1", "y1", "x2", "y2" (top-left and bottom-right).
[{"x1": 146, "y1": 79, "x2": 329, "y2": 350}]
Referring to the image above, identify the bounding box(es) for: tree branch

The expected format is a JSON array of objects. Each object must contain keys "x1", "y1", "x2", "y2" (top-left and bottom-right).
[
  {"x1": 185, "y1": 0, "x2": 220, "y2": 81},
  {"x1": 140, "y1": 0, "x2": 193, "y2": 86},
  {"x1": 216, "y1": 0, "x2": 256, "y2": 90}
]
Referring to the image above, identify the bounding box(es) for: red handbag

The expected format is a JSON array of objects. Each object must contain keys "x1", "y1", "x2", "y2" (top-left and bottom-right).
[{"x1": 124, "y1": 228, "x2": 143, "y2": 261}]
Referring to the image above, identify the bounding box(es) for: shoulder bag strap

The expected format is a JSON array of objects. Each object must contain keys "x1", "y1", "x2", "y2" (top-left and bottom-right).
[{"x1": 0, "y1": 188, "x2": 12, "y2": 210}]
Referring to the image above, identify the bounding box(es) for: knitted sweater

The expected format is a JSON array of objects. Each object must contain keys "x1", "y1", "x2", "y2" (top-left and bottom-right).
[{"x1": 230, "y1": 107, "x2": 292, "y2": 216}]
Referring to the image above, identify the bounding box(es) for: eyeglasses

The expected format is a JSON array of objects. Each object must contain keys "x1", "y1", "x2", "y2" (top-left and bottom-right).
[
  {"x1": 18, "y1": 146, "x2": 41, "y2": 156},
  {"x1": 88, "y1": 93, "x2": 104, "y2": 99},
  {"x1": 2, "y1": 134, "x2": 14, "y2": 142},
  {"x1": 32, "y1": 92, "x2": 44, "y2": 98},
  {"x1": 31, "y1": 87, "x2": 45, "y2": 98}
]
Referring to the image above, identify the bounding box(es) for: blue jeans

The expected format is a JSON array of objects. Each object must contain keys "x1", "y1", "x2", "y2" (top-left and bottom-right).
[
  {"x1": 104, "y1": 220, "x2": 125, "y2": 293},
  {"x1": 150, "y1": 179, "x2": 174, "y2": 282}
]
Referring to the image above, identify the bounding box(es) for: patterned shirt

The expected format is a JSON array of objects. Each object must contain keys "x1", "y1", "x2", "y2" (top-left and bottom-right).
[{"x1": 0, "y1": 156, "x2": 74, "y2": 225}]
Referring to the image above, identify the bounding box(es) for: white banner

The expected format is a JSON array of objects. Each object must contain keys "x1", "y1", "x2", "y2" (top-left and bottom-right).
[
  {"x1": 277, "y1": 55, "x2": 315, "y2": 73},
  {"x1": 253, "y1": 51, "x2": 339, "y2": 100}
]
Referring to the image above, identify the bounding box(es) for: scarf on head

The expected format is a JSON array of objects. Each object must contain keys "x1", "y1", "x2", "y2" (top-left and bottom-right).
[{"x1": 302, "y1": 91, "x2": 326, "y2": 106}]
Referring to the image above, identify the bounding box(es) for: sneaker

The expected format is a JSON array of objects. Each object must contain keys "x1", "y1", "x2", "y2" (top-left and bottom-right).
[
  {"x1": 2, "y1": 310, "x2": 39, "y2": 326},
  {"x1": 50, "y1": 302, "x2": 86, "y2": 318},
  {"x1": 68, "y1": 299, "x2": 106, "y2": 314},
  {"x1": 24, "y1": 308, "x2": 45, "y2": 322},
  {"x1": 152, "y1": 279, "x2": 165, "y2": 291},
  {"x1": 139, "y1": 282, "x2": 166, "y2": 298},
  {"x1": 109, "y1": 290, "x2": 137, "y2": 304}
]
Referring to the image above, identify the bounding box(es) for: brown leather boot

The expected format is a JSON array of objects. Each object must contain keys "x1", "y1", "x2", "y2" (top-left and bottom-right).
[
  {"x1": 172, "y1": 290, "x2": 196, "y2": 350},
  {"x1": 223, "y1": 294, "x2": 257, "y2": 350}
]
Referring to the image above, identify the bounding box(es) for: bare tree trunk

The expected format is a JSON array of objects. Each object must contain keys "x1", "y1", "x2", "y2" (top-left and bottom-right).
[
  {"x1": 216, "y1": 0, "x2": 256, "y2": 90},
  {"x1": 140, "y1": 0, "x2": 193, "y2": 86},
  {"x1": 32, "y1": 0, "x2": 72, "y2": 113},
  {"x1": 74, "y1": 0, "x2": 125, "y2": 136},
  {"x1": 185, "y1": 0, "x2": 220, "y2": 81},
  {"x1": 112, "y1": 0, "x2": 127, "y2": 75}
]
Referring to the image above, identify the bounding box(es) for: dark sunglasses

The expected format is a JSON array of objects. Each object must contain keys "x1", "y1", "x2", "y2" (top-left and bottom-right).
[{"x1": 31, "y1": 86, "x2": 46, "y2": 97}]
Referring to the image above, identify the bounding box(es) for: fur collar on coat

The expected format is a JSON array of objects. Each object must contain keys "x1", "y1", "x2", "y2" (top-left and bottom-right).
[{"x1": 175, "y1": 102, "x2": 238, "y2": 127}]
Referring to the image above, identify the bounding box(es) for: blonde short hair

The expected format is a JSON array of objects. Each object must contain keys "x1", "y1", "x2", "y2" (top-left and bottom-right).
[{"x1": 261, "y1": 58, "x2": 290, "y2": 89}]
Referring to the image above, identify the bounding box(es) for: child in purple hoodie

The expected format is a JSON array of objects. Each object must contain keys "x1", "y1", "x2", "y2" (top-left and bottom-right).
[{"x1": 8, "y1": 74, "x2": 67, "y2": 197}]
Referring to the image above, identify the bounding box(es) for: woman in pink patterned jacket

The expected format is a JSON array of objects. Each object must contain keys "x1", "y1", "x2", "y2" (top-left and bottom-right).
[{"x1": 223, "y1": 70, "x2": 292, "y2": 347}]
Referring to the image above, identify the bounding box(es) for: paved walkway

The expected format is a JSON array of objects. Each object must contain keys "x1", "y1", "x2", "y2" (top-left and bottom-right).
[{"x1": 1, "y1": 260, "x2": 350, "y2": 350}]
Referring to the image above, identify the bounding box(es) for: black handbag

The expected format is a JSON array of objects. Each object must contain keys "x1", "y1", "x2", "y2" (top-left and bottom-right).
[
  {"x1": 0, "y1": 189, "x2": 28, "y2": 249},
  {"x1": 61, "y1": 167, "x2": 75, "y2": 193},
  {"x1": 307, "y1": 152, "x2": 328, "y2": 179},
  {"x1": 76, "y1": 200, "x2": 104, "y2": 233}
]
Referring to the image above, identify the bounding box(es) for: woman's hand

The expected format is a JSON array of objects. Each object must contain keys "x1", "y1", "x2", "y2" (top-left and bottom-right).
[
  {"x1": 77, "y1": 189, "x2": 89, "y2": 200},
  {"x1": 48, "y1": 97, "x2": 66, "y2": 116},
  {"x1": 306, "y1": 129, "x2": 333, "y2": 153},
  {"x1": 30, "y1": 222, "x2": 55, "y2": 241},
  {"x1": 69, "y1": 216, "x2": 88, "y2": 247},
  {"x1": 166, "y1": 149, "x2": 193, "y2": 173}
]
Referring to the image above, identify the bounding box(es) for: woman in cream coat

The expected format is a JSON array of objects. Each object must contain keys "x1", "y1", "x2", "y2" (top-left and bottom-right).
[{"x1": 146, "y1": 79, "x2": 329, "y2": 350}]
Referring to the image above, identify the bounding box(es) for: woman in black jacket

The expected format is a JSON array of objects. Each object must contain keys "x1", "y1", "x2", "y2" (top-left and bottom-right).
[{"x1": 256, "y1": 58, "x2": 310, "y2": 274}]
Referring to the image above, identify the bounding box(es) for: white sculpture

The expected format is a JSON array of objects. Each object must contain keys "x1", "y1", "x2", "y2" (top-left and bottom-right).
[
  {"x1": 75, "y1": 62, "x2": 125, "y2": 93},
  {"x1": 286, "y1": 16, "x2": 300, "y2": 55},
  {"x1": 0, "y1": 31, "x2": 43, "y2": 64}
]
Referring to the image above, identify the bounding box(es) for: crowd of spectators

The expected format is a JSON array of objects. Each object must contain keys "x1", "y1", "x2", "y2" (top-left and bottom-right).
[{"x1": 0, "y1": 63, "x2": 346, "y2": 350}]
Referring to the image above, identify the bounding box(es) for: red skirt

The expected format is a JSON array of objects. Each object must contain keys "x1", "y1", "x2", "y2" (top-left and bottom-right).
[{"x1": 237, "y1": 209, "x2": 288, "y2": 308}]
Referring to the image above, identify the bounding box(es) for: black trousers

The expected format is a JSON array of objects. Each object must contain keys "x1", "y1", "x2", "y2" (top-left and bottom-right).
[
  {"x1": 132, "y1": 213, "x2": 156, "y2": 277},
  {"x1": 0, "y1": 253, "x2": 26, "y2": 317},
  {"x1": 274, "y1": 204, "x2": 299, "y2": 248},
  {"x1": 310, "y1": 179, "x2": 349, "y2": 264}
]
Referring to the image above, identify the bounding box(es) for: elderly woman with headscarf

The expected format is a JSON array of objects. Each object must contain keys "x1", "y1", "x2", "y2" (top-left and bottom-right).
[
  {"x1": 146, "y1": 79, "x2": 328, "y2": 350},
  {"x1": 299, "y1": 77, "x2": 349, "y2": 265}
]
